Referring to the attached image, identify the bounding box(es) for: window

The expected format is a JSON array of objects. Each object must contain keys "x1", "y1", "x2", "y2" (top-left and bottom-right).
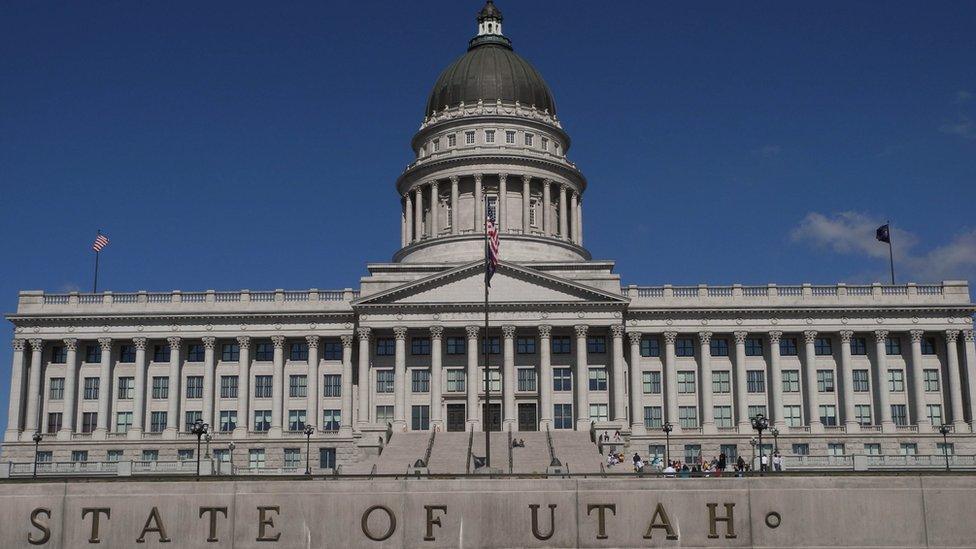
[
  {"x1": 524, "y1": 133, "x2": 534, "y2": 146},
  {"x1": 926, "y1": 404, "x2": 942, "y2": 426},
  {"x1": 642, "y1": 371, "x2": 661, "y2": 394},
  {"x1": 891, "y1": 404, "x2": 908, "y2": 426},
  {"x1": 322, "y1": 374, "x2": 341, "y2": 397},
  {"x1": 675, "y1": 337, "x2": 694, "y2": 357},
  {"x1": 85, "y1": 344, "x2": 102, "y2": 364},
  {"x1": 589, "y1": 403, "x2": 609, "y2": 422},
  {"x1": 924, "y1": 369, "x2": 940, "y2": 392},
  {"x1": 142, "y1": 450, "x2": 159, "y2": 462},
  {"x1": 864, "y1": 443, "x2": 881, "y2": 455},
  {"x1": 213, "y1": 449, "x2": 229, "y2": 463},
  {"x1": 150, "y1": 411, "x2": 167, "y2": 433},
  {"x1": 220, "y1": 376, "x2": 238, "y2": 398},
  {"x1": 819, "y1": 405, "x2": 837, "y2": 426},
  {"x1": 814, "y1": 337, "x2": 832, "y2": 356},
  {"x1": 287, "y1": 410, "x2": 306, "y2": 431},
  {"x1": 411, "y1": 337, "x2": 431, "y2": 355},
  {"x1": 406, "y1": 405, "x2": 429, "y2": 431},
  {"x1": 119, "y1": 345, "x2": 136, "y2": 362},
  {"x1": 319, "y1": 448, "x2": 337, "y2": 469},
  {"x1": 447, "y1": 134, "x2": 457, "y2": 147},
  {"x1": 117, "y1": 376, "x2": 134, "y2": 399},
  {"x1": 255, "y1": 376, "x2": 273, "y2": 398},
  {"x1": 49, "y1": 378, "x2": 64, "y2": 400},
  {"x1": 254, "y1": 342, "x2": 273, "y2": 361},
  {"x1": 446, "y1": 369, "x2": 465, "y2": 392},
  {"x1": 678, "y1": 406, "x2": 698, "y2": 428},
  {"x1": 505, "y1": 130, "x2": 515, "y2": 144},
  {"x1": 899, "y1": 443, "x2": 918, "y2": 456},
  {"x1": 185, "y1": 376, "x2": 204, "y2": 399},
  {"x1": 284, "y1": 448, "x2": 301, "y2": 469},
  {"x1": 648, "y1": 444, "x2": 666, "y2": 463},
  {"x1": 710, "y1": 338, "x2": 729, "y2": 357},
  {"x1": 72, "y1": 451, "x2": 89, "y2": 463},
  {"x1": 51, "y1": 346, "x2": 66, "y2": 364},
  {"x1": 885, "y1": 337, "x2": 902, "y2": 355},
  {"x1": 852, "y1": 370, "x2": 869, "y2": 392},
  {"x1": 855, "y1": 404, "x2": 872, "y2": 426},
  {"x1": 323, "y1": 340, "x2": 342, "y2": 360},
  {"x1": 552, "y1": 336, "x2": 571, "y2": 354},
  {"x1": 588, "y1": 368, "x2": 608, "y2": 391},
  {"x1": 107, "y1": 450, "x2": 124, "y2": 462},
  {"x1": 529, "y1": 199, "x2": 538, "y2": 227},
  {"x1": 376, "y1": 370, "x2": 394, "y2": 393},
  {"x1": 816, "y1": 370, "x2": 834, "y2": 393},
  {"x1": 221, "y1": 343, "x2": 240, "y2": 362},
  {"x1": 482, "y1": 369, "x2": 501, "y2": 392},
  {"x1": 782, "y1": 370, "x2": 800, "y2": 393},
  {"x1": 83, "y1": 413, "x2": 98, "y2": 433},
  {"x1": 178, "y1": 449, "x2": 194, "y2": 461},
  {"x1": 376, "y1": 406, "x2": 394, "y2": 425},
  {"x1": 114, "y1": 412, "x2": 131, "y2": 434},
  {"x1": 153, "y1": 345, "x2": 170, "y2": 362},
  {"x1": 219, "y1": 411, "x2": 237, "y2": 432},
  {"x1": 745, "y1": 338, "x2": 763, "y2": 356},
  {"x1": 481, "y1": 337, "x2": 501, "y2": 354},
  {"x1": 485, "y1": 130, "x2": 495, "y2": 143},
  {"x1": 887, "y1": 370, "x2": 905, "y2": 392},
  {"x1": 937, "y1": 443, "x2": 954, "y2": 456},
  {"x1": 643, "y1": 406, "x2": 662, "y2": 429},
  {"x1": 714, "y1": 406, "x2": 733, "y2": 428},
  {"x1": 684, "y1": 445, "x2": 701, "y2": 464},
  {"x1": 748, "y1": 405, "x2": 767, "y2": 420},
  {"x1": 249, "y1": 449, "x2": 266, "y2": 469},
  {"x1": 541, "y1": 136, "x2": 549, "y2": 151},
  {"x1": 677, "y1": 371, "x2": 696, "y2": 393},
  {"x1": 922, "y1": 337, "x2": 936, "y2": 355},
  {"x1": 517, "y1": 368, "x2": 537, "y2": 392},
  {"x1": 465, "y1": 131, "x2": 475, "y2": 145},
  {"x1": 554, "y1": 404, "x2": 573, "y2": 429},
  {"x1": 850, "y1": 337, "x2": 867, "y2": 355},
  {"x1": 185, "y1": 411, "x2": 202, "y2": 432},
  {"x1": 516, "y1": 337, "x2": 536, "y2": 354},
  {"x1": 322, "y1": 409, "x2": 340, "y2": 432},
  {"x1": 585, "y1": 336, "x2": 606, "y2": 354},
  {"x1": 412, "y1": 369, "x2": 430, "y2": 393},
  {"x1": 640, "y1": 337, "x2": 660, "y2": 357},
  {"x1": 712, "y1": 371, "x2": 730, "y2": 393},
  {"x1": 827, "y1": 443, "x2": 845, "y2": 456},
  {"x1": 779, "y1": 337, "x2": 798, "y2": 356},
  {"x1": 792, "y1": 444, "x2": 809, "y2": 456},
  {"x1": 289, "y1": 342, "x2": 308, "y2": 361},
  {"x1": 747, "y1": 371, "x2": 765, "y2": 393},
  {"x1": 253, "y1": 410, "x2": 272, "y2": 432},
  {"x1": 446, "y1": 337, "x2": 465, "y2": 355},
  {"x1": 187, "y1": 344, "x2": 204, "y2": 362},
  {"x1": 784, "y1": 405, "x2": 802, "y2": 427},
  {"x1": 83, "y1": 377, "x2": 99, "y2": 400},
  {"x1": 553, "y1": 368, "x2": 572, "y2": 391},
  {"x1": 152, "y1": 377, "x2": 169, "y2": 399},
  {"x1": 47, "y1": 412, "x2": 62, "y2": 434},
  {"x1": 289, "y1": 375, "x2": 308, "y2": 398}
]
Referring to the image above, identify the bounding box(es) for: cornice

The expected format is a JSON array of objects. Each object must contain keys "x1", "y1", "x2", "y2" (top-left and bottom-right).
[
  {"x1": 7, "y1": 311, "x2": 356, "y2": 326},
  {"x1": 396, "y1": 153, "x2": 586, "y2": 196}
]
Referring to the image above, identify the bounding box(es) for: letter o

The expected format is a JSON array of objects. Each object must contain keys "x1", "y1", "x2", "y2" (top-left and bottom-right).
[
  {"x1": 361, "y1": 505, "x2": 397, "y2": 541},
  {"x1": 765, "y1": 511, "x2": 781, "y2": 529}
]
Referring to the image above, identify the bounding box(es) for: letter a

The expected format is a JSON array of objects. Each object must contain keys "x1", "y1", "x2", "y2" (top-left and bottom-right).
[{"x1": 643, "y1": 503, "x2": 678, "y2": 541}]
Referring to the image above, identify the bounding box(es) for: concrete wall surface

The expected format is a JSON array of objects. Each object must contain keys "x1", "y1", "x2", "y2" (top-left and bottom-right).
[{"x1": 0, "y1": 475, "x2": 974, "y2": 548}]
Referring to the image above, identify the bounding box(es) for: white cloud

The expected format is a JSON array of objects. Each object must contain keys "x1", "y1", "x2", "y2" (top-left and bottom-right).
[
  {"x1": 940, "y1": 115, "x2": 976, "y2": 140},
  {"x1": 753, "y1": 144, "x2": 782, "y2": 158}
]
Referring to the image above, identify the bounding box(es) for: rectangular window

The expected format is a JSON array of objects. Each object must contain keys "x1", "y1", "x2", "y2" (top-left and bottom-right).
[
  {"x1": 827, "y1": 443, "x2": 845, "y2": 456},
  {"x1": 779, "y1": 337, "x2": 798, "y2": 356},
  {"x1": 49, "y1": 378, "x2": 64, "y2": 400},
  {"x1": 72, "y1": 450, "x2": 89, "y2": 463},
  {"x1": 114, "y1": 412, "x2": 132, "y2": 434},
  {"x1": 177, "y1": 449, "x2": 195, "y2": 461},
  {"x1": 142, "y1": 450, "x2": 159, "y2": 462},
  {"x1": 640, "y1": 337, "x2": 660, "y2": 357},
  {"x1": 678, "y1": 406, "x2": 698, "y2": 429},
  {"x1": 643, "y1": 371, "x2": 662, "y2": 394},
  {"x1": 187, "y1": 344, "x2": 204, "y2": 362},
  {"x1": 482, "y1": 369, "x2": 501, "y2": 392},
  {"x1": 926, "y1": 404, "x2": 942, "y2": 426},
  {"x1": 83, "y1": 377, "x2": 99, "y2": 400},
  {"x1": 677, "y1": 371, "x2": 696, "y2": 393},
  {"x1": 86, "y1": 413, "x2": 102, "y2": 434},
  {"x1": 284, "y1": 448, "x2": 301, "y2": 469},
  {"x1": 153, "y1": 345, "x2": 170, "y2": 362},
  {"x1": 747, "y1": 370, "x2": 766, "y2": 393},
  {"x1": 411, "y1": 337, "x2": 431, "y2": 356},
  {"x1": 891, "y1": 404, "x2": 908, "y2": 426},
  {"x1": 149, "y1": 411, "x2": 166, "y2": 433},
  {"x1": 322, "y1": 374, "x2": 341, "y2": 397},
  {"x1": 684, "y1": 444, "x2": 701, "y2": 464},
  {"x1": 289, "y1": 375, "x2": 308, "y2": 398},
  {"x1": 119, "y1": 345, "x2": 136, "y2": 363},
  {"x1": 792, "y1": 444, "x2": 810, "y2": 456},
  {"x1": 850, "y1": 337, "x2": 867, "y2": 355},
  {"x1": 852, "y1": 370, "x2": 870, "y2": 392},
  {"x1": 814, "y1": 337, "x2": 833, "y2": 356},
  {"x1": 711, "y1": 371, "x2": 730, "y2": 393},
  {"x1": 411, "y1": 369, "x2": 431, "y2": 393},
  {"x1": 288, "y1": 410, "x2": 306, "y2": 431},
  {"x1": 937, "y1": 443, "x2": 954, "y2": 456},
  {"x1": 748, "y1": 405, "x2": 767, "y2": 420},
  {"x1": 553, "y1": 368, "x2": 572, "y2": 391},
  {"x1": 745, "y1": 338, "x2": 764, "y2": 356},
  {"x1": 481, "y1": 337, "x2": 501, "y2": 355},
  {"x1": 517, "y1": 368, "x2": 537, "y2": 392},
  {"x1": 185, "y1": 410, "x2": 202, "y2": 432},
  {"x1": 888, "y1": 369, "x2": 905, "y2": 392},
  {"x1": 376, "y1": 370, "x2": 394, "y2": 393},
  {"x1": 784, "y1": 405, "x2": 802, "y2": 427},
  {"x1": 446, "y1": 369, "x2": 466, "y2": 392},
  {"x1": 106, "y1": 450, "x2": 124, "y2": 462},
  {"x1": 322, "y1": 409, "x2": 340, "y2": 432},
  {"x1": 406, "y1": 405, "x2": 430, "y2": 431},
  {"x1": 47, "y1": 412, "x2": 62, "y2": 434},
  {"x1": 855, "y1": 404, "x2": 872, "y2": 426},
  {"x1": 816, "y1": 370, "x2": 835, "y2": 393},
  {"x1": 540, "y1": 136, "x2": 549, "y2": 151},
  {"x1": 465, "y1": 131, "x2": 475, "y2": 145},
  {"x1": 254, "y1": 342, "x2": 273, "y2": 361},
  {"x1": 220, "y1": 376, "x2": 238, "y2": 398},
  {"x1": 516, "y1": 337, "x2": 536, "y2": 354},
  {"x1": 448, "y1": 134, "x2": 457, "y2": 147},
  {"x1": 900, "y1": 443, "x2": 918, "y2": 456},
  {"x1": 117, "y1": 376, "x2": 134, "y2": 399},
  {"x1": 552, "y1": 336, "x2": 571, "y2": 354},
  {"x1": 51, "y1": 346, "x2": 67, "y2": 364},
  {"x1": 864, "y1": 443, "x2": 881, "y2": 455},
  {"x1": 643, "y1": 406, "x2": 662, "y2": 429},
  {"x1": 323, "y1": 340, "x2": 342, "y2": 360},
  {"x1": 675, "y1": 337, "x2": 694, "y2": 357},
  {"x1": 588, "y1": 368, "x2": 608, "y2": 391},
  {"x1": 922, "y1": 337, "x2": 937, "y2": 355},
  {"x1": 885, "y1": 337, "x2": 902, "y2": 355},
  {"x1": 185, "y1": 376, "x2": 204, "y2": 399},
  {"x1": 254, "y1": 375, "x2": 273, "y2": 398},
  {"x1": 85, "y1": 344, "x2": 102, "y2": 364},
  {"x1": 289, "y1": 342, "x2": 309, "y2": 361},
  {"x1": 446, "y1": 337, "x2": 466, "y2": 355},
  {"x1": 589, "y1": 403, "x2": 609, "y2": 422},
  {"x1": 648, "y1": 444, "x2": 666, "y2": 463},
  {"x1": 709, "y1": 338, "x2": 729, "y2": 357},
  {"x1": 319, "y1": 448, "x2": 337, "y2": 469},
  {"x1": 554, "y1": 403, "x2": 573, "y2": 429},
  {"x1": 819, "y1": 404, "x2": 837, "y2": 426},
  {"x1": 219, "y1": 410, "x2": 237, "y2": 432},
  {"x1": 524, "y1": 133, "x2": 534, "y2": 146},
  {"x1": 249, "y1": 449, "x2": 266, "y2": 469},
  {"x1": 376, "y1": 406, "x2": 394, "y2": 425},
  {"x1": 253, "y1": 410, "x2": 272, "y2": 432},
  {"x1": 924, "y1": 369, "x2": 940, "y2": 392},
  {"x1": 485, "y1": 130, "x2": 495, "y2": 143},
  {"x1": 719, "y1": 444, "x2": 738, "y2": 461},
  {"x1": 505, "y1": 130, "x2": 516, "y2": 144},
  {"x1": 714, "y1": 406, "x2": 733, "y2": 428},
  {"x1": 782, "y1": 370, "x2": 800, "y2": 393},
  {"x1": 221, "y1": 343, "x2": 240, "y2": 362},
  {"x1": 587, "y1": 336, "x2": 607, "y2": 354}
]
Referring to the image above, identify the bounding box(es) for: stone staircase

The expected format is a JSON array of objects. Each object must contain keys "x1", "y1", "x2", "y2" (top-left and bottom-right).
[
  {"x1": 469, "y1": 432, "x2": 510, "y2": 472},
  {"x1": 428, "y1": 431, "x2": 473, "y2": 474},
  {"x1": 370, "y1": 432, "x2": 432, "y2": 474},
  {"x1": 510, "y1": 432, "x2": 553, "y2": 474},
  {"x1": 550, "y1": 431, "x2": 605, "y2": 473}
]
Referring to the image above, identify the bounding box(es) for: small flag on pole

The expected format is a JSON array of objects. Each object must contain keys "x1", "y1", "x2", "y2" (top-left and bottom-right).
[
  {"x1": 92, "y1": 233, "x2": 110, "y2": 252},
  {"x1": 485, "y1": 204, "x2": 500, "y2": 286},
  {"x1": 875, "y1": 224, "x2": 890, "y2": 244}
]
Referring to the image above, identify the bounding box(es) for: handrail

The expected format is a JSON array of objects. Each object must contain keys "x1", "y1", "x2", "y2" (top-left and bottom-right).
[
  {"x1": 546, "y1": 425, "x2": 556, "y2": 464},
  {"x1": 367, "y1": 463, "x2": 377, "y2": 480},
  {"x1": 507, "y1": 430, "x2": 514, "y2": 474},
  {"x1": 423, "y1": 429, "x2": 436, "y2": 467},
  {"x1": 465, "y1": 429, "x2": 474, "y2": 474}
]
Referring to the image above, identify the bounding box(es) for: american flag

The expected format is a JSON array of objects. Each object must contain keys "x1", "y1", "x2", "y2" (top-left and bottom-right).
[
  {"x1": 92, "y1": 233, "x2": 110, "y2": 252},
  {"x1": 485, "y1": 204, "x2": 500, "y2": 286}
]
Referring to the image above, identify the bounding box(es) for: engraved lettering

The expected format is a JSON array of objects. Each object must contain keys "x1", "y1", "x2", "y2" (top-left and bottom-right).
[
  {"x1": 256, "y1": 506, "x2": 282, "y2": 542},
  {"x1": 81, "y1": 508, "x2": 111, "y2": 544},
  {"x1": 28, "y1": 508, "x2": 51, "y2": 545},
  {"x1": 643, "y1": 503, "x2": 678, "y2": 540},
  {"x1": 529, "y1": 504, "x2": 556, "y2": 541},
  {"x1": 707, "y1": 502, "x2": 737, "y2": 539},
  {"x1": 424, "y1": 505, "x2": 447, "y2": 541},
  {"x1": 586, "y1": 504, "x2": 616, "y2": 540},
  {"x1": 361, "y1": 505, "x2": 396, "y2": 542},
  {"x1": 136, "y1": 506, "x2": 170, "y2": 543},
  {"x1": 200, "y1": 507, "x2": 228, "y2": 543}
]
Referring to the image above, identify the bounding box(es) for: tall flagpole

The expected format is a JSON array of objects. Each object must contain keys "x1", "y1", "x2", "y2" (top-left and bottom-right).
[
  {"x1": 887, "y1": 220, "x2": 895, "y2": 285},
  {"x1": 93, "y1": 229, "x2": 101, "y2": 293},
  {"x1": 483, "y1": 194, "x2": 491, "y2": 469}
]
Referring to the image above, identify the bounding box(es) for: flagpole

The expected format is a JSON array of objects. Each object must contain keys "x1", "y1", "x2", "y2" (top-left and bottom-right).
[
  {"x1": 887, "y1": 220, "x2": 895, "y2": 285},
  {"x1": 93, "y1": 229, "x2": 101, "y2": 293},
  {"x1": 483, "y1": 194, "x2": 491, "y2": 469}
]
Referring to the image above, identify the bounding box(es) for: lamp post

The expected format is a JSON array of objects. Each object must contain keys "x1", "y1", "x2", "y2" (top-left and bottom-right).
[
  {"x1": 32, "y1": 432, "x2": 43, "y2": 480},
  {"x1": 191, "y1": 419, "x2": 209, "y2": 478},
  {"x1": 204, "y1": 432, "x2": 212, "y2": 459},
  {"x1": 304, "y1": 424, "x2": 315, "y2": 476},
  {"x1": 749, "y1": 438, "x2": 757, "y2": 472},
  {"x1": 938, "y1": 424, "x2": 952, "y2": 472},
  {"x1": 662, "y1": 422, "x2": 673, "y2": 466},
  {"x1": 751, "y1": 414, "x2": 769, "y2": 475},
  {"x1": 228, "y1": 442, "x2": 236, "y2": 476},
  {"x1": 770, "y1": 427, "x2": 780, "y2": 453}
]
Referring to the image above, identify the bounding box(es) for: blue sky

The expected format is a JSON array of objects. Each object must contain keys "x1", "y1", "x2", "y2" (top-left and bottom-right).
[{"x1": 1, "y1": 2, "x2": 974, "y2": 431}]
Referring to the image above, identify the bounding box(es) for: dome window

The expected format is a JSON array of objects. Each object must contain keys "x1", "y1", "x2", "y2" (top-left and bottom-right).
[
  {"x1": 485, "y1": 129, "x2": 495, "y2": 143},
  {"x1": 433, "y1": 138, "x2": 440, "y2": 152},
  {"x1": 524, "y1": 133, "x2": 534, "y2": 147},
  {"x1": 448, "y1": 134, "x2": 457, "y2": 147},
  {"x1": 465, "y1": 131, "x2": 476, "y2": 145},
  {"x1": 505, "y1": 131, "x2": 516, "y2": 144},
  {"x1": 541, "y1": 137, "x2": 549, "y2": 151}
]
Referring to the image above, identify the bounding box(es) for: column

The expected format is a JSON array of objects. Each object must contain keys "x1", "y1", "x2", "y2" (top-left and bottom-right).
[
  {"x1": 574, "y1": 325, "x2": 590, "y2": 429},
  {"x1": 698, "y1": 331, "x2": 714, "y2": 432},
  {"x1": 201, "y1": 337, "x2": 216, "y2": 429},
  {"x1": 909, "y1": 330, "x2": 926, "y2": 428},
  {"x1": 340, "y1": 335, "x2": 354, "y2": 435},
  {"x1": 404, "y1": 193, "x2": 414, "y2": 243},
  {"x1": 498, "y1": 173, "x2": 507, "y2": 232},
  {"x1": 235, "y1": 336, "x2": 250, "y2": 436},
  {"x1": 733, "y1": 332, "x2": 749, "y2": 429},
  {"x1": 356, "y1": 327, "x2": 371, "y2": 426},
  {"x1": 538, "y1": 325, "x2": 553, "y2": 430},
  {"x1": 59, "y1": 339, "x2": 79, "y2": 439},
  {"x1": 414, "y1": 186, "x2": 424, "y2": 240},
  {"x1": 393, "y1": 326, "x2": 407, "y2": 430},
  {"x1": 769, "y1": 330, "x2": 784, "y2": 432},
  {"x1": 430, "y1": 179, "x2": 439, "y2": 237},
  {"x1": 521, "y1": 174, "x2": 531, "y2": 232},
  {"x1": 129, "y1": 338, "x2": 146, "y2": 438},
  {"x1": 5, "y1": 339, "x2": 27, "y2": 441},
  {"x1": 663, "y1": 332, "x2": 679, "y2": 431},
  {"x1": 802, "y1": 331, "x2": 822, "y2": 431},
  {"x1": 610, "y1": 326, "x2": 626, "y2": 423},
  {"x1": 577, "y1": 197, "x2": 583, "y2": 245},
  {"x1": 165, "y1": 337, "x2": 181, "y2": 437},
  {"x1": 400, "y1": 199, "x2": 407, "y2": 247},
  {"x1": 569, "y1": 191, "x2": 579, "y2": 244},
  {"x1": 23, "y1": 339, "x2": 43, "y2": 438},
  {"x1": 542, "y1": 179, "x2": 552, "y2": 235},
  {"x1": 558, "y1": 184, "x2": 568, "y2": 239},
  {"x1": 306, "y1": 336, "x2": 320, "y2": 433},
  {"x1": 627, "y1": 332, "x2": 644, "y2": 434},
  {"x1": 945, "y1": 330, "x2": 967, "y2": 431},
  {"x1": 429, "y1": 327, "x2": 444, "y2": 430},
  {"x1": 269, "y1": 335, "x2": 286, "y2": 435},
  {"x1": 874, "y1": 331, "x2": 894, "y2": 430},
  {"x1": 450, "y1": 176, "x2": 459, "y2": 235},
  {"x1": 94, "y1": 338, "x2": 113, "y2": 436},
  {"x1": 839, "y1": 331, "x2": 857, "y2": 429},
  {"x1": 963, "y1": 330, "x2": 976, "y2": 429},
  {"x1": 501, "y1": 325, "x2": 517, "y2": 430},
  {"x1": 473, "y1": 174, "x2": 483, "y2": 232},
  {"x1": 465, "y1": 326, "x2": 480, "y2": 430}
]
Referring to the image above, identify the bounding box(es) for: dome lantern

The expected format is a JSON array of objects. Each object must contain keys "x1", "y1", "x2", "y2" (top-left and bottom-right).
[{"x1": 477, "y1": 1, "x2": 503, "y2": 37}]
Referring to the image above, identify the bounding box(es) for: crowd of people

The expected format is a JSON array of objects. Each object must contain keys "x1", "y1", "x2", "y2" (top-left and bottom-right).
[{"x1": 605, "y1": 448, "x2": 787, "y2": 477}]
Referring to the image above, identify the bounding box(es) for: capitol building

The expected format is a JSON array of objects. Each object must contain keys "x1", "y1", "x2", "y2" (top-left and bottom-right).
[{"x1": 3, "y1": 1, "x2": 975, "y2": 473}]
